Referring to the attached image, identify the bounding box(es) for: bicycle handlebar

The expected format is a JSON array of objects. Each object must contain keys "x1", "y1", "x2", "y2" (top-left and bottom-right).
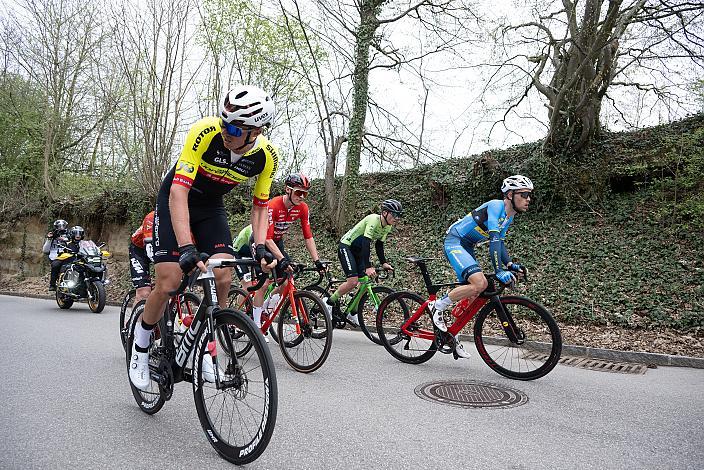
[{"x1": 169, "y1": 255, "x2": 268, "y2": 296}]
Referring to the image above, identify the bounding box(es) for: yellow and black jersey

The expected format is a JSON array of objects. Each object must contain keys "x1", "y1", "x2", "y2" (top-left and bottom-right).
[{"x1": 163, "y1": 116, "x2": 279, "y2": 205}]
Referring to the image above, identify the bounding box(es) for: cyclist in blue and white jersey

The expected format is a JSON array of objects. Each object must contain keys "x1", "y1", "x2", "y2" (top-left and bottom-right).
[{"x1": 430, "y1": 175, "x2": 534, "y2": 359}]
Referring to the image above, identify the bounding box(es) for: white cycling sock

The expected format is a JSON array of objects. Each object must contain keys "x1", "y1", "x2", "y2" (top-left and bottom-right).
[
  {"x1": 434, "y1": 295, "x2": 452, "y2": 312},
  {"x1": 253, "y1": 306, "x2": 263, "y2": 328},
  {"x1": 134, "y1": 320, "x2": 155, "y2": 350}
]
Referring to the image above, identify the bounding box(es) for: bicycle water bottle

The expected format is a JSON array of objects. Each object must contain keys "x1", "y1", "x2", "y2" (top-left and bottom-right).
[{"x1": 452, "y1": 298, "x2": 471, "y2": 318}]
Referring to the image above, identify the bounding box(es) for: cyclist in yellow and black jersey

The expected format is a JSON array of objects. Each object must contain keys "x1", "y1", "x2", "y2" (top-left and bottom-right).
[{"x1": 130, "y1": 85, "x2": 279, "y2": 391}]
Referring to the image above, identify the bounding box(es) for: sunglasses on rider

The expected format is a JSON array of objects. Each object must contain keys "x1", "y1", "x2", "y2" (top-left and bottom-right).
[
  {"x1": 515, "y1": 191, "x2": 532, "y2": 200},
  {"x1": 288, "y1": 187, "x2": 308, "y2": 198},
  {"x1": 220, "y1": 120, "x2": 250, "y2": 137}
]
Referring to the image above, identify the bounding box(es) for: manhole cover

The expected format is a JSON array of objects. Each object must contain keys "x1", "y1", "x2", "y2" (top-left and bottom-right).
[{"x1": 414, "y1": 380, "x2": 528, "y2": 409}]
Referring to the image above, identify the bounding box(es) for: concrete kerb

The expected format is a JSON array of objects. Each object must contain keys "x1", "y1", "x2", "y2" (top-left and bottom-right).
[{"x1": 2, "y1": 290, "x2": 703, "y2": 369}]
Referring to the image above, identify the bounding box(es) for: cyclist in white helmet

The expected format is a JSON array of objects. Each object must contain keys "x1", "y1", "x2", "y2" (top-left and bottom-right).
[
  {"x1": 128, "y1": 85, "x2": 279, "y2": 391},
  {"x1": 429, "y1": 175, "x2": 534, "y2": 359}
]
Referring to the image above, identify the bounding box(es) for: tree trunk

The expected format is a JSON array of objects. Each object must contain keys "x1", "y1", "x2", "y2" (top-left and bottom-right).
[{"x1": 336, "y1": 0, "x2": 382, "y2": 232}]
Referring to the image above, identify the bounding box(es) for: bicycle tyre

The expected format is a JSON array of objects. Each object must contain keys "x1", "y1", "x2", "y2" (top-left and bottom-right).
[
  {"x1": 192, "y1": 308, "x2": 277, "y2": 464},
  {"x1": 474, "y1": 295, "x2": 562, "y2": 380},
  {"x1": 228, "y1": 286, "x2": 279, "y2": 343},
  {"x1": 119, "y1": 289, "x2": 136, "y2": 351},
  {"x1": 276, "y1": 290, "x2": 333, "y2": 373},
  {"x1": 357, "y1": 285, "x2": 394, "y2": 345},
  {"x1": 376, "y1": 291, "x2": 437, "y2": 364},
  {"x1": 125, "y1": 300, "x2": 166, "y2": 414}
]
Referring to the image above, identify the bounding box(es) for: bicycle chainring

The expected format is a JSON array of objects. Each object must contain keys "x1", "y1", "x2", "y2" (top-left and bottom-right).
[
  {"x1": 158, "y1": 357, "x2": 174, "y2": 400},
  {"x1": 435, "y1": 331, "x2": 455, "y2": 354}
]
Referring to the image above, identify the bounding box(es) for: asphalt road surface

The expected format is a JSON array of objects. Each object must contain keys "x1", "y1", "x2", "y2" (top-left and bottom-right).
[{"x1": 1, "y1": 295, "x2": 702, "y2": 469}]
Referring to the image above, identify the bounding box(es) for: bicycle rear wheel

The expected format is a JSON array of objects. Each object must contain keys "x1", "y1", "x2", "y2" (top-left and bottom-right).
[
  {"x1": 125, "y1": 300, "x2": 166, "y2": 414},
  {"x1": 277, "y1": 291, "x2": 333, "y2": 373},
  {"x1": 357, "y1": 285, "x2": 393, "y2": 345},
  {"x1": 474, "y1": 296, "x2": 562, "y2": 380},
  {"x1": 192, "y1": 308, "x2": 277, "y2": 465},
  {"x1": 376, "y1": 291, "x2": 437, "y2": 364}
]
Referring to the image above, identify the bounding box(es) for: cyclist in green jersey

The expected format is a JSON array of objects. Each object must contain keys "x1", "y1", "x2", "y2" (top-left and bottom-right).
[{"x1": 326, "y1": 200, "x2": 402, "y2": 326}]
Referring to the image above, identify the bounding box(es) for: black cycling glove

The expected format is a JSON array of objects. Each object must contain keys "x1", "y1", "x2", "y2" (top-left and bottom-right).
[
  {"x1": 255, "y1": 244, "x2": 273, "y2": 263},
  {"x1": 178, "y1": 244, "x2": 199, "y2": 273}
]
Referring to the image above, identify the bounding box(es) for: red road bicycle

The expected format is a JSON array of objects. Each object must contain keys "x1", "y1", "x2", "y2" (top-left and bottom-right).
[
  {"x1": 376, "y1": 256, "x2": 562, "y2": 380},
  {"x1": 228, "y1": 262, "x2": 333, "y2": 373}
]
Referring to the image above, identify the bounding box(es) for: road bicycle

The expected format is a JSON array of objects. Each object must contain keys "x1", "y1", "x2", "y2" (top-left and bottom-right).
[
  {"x1": 376, "y1": 256, "x2": 562, "y2": 380},
  {"x1": 125, "y1": 256, "x2": 277, "y2": 464},
  {"x1": 119, "y1": 285, "x2": 200, "y2": 352},
  {"x1": 303, "y1": 263, "x2": 394, "y2": 344},
  {"x1": 228, "y1": 261, "x2": 333, "y2": 373}
]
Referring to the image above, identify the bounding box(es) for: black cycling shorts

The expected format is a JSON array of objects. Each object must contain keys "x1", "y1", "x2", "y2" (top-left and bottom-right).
[
  {"x1": 338, "y1": 243, "x2": 366, "y2": 278},
  {"x1": 128, "y1": 242, "x2": 152, "y2": 288},
  {"x1": 153, "y1": 193, "x2": 235, "y2": 264}
]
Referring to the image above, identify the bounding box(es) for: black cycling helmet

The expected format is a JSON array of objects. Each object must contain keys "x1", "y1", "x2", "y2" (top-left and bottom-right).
[
  {"x1": 381, "y1": 199, "x2": 403, "y2": 217},
  {"x1": 69, "y1": 226, "x2": 85, "y2": 241},
  {"x1": 285, "y1": 173, "x2": 311, "y2": 191},
  {"x1": 53, "y1": 219, "x2": 68, "y2": 231}
]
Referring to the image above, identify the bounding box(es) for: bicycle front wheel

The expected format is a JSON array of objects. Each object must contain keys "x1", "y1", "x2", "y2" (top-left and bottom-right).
[
  {"x1": 474, "y1": 296, "x2": 562, "y2": 380},
  {"x1": 277, "y1": 291, "x2": 333, "y2": 373},
  {"x1": 376, "y1": 291, "x2": 437, "y2": 364},
  {"x1": 357, "y1": 285, "x2": 394, "y2": 345},
  {"x1": 193, "y1": 308, "x2": 278, "y2": 465},
  {"x1": 119, "y1": 289, "x2": 136, "y2": 351}
]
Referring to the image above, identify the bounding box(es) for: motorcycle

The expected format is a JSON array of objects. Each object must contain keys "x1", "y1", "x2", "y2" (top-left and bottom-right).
[{"x1": 55, "y1": 240, "x2": 111, "y2": 313}]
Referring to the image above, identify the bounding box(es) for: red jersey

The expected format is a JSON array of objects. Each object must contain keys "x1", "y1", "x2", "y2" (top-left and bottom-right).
[
  {"x1": 266, "y1": 195, "x2": 313, "y2": 241},
  {"x1": 131, "y1": 211, "x2": 155, "y2": 248}
]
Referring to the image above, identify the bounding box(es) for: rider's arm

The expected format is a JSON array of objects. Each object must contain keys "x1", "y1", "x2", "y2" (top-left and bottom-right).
[
  {"x1": 251, "y1": 141, "x2": 278, "y2": 208},
  {"x1": 169, "y1": 185, "x2": 193, "y2": 247},
  {"x1": 266, "y1": 238, "x2": 285, "y2": 260},
  {"x1": 374, "y1": 240, "x2": 387, "y2": 265},
  {"x1": 358, "y1": 236, "x2": 372, "y2": 269},
  {"x1": 304, "y1": 237, "x2": 320, "y2": 263},
  {"x1": 500, "y1": 239, "x2": 510, "y2": 267},
  {"x1": 42, "y1": 238, "x2": 52, "y2": 254},
  {"x1": 251, "y1": 204, "x2": 269, "y2": 246}
]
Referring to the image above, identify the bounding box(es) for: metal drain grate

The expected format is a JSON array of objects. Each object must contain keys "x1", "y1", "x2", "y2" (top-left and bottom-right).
[
  {"x1": 524, "y1": 353, "x2": 648, "y2": 374},
  {"x1": 415, "y1": 380, "x2": 528, "y2": 409}
]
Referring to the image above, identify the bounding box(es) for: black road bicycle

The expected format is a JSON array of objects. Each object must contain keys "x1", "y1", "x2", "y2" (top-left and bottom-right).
[{"x1": 125, "y1": 257, "x2": 277, "y2": 464}]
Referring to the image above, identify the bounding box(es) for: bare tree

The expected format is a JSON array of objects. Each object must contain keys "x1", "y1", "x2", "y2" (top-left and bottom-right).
[
  {"x1": 279, "y1": 0, "x2": 479, "y2": 232},
  {"x1": 485, "y1": 0, "x2": 704, "y2": 198},
  {"x1": 110, "y1": 0, "x2": 200, "y2": 202},
  {"x1": 3, "y1": 0, "x2": 107, "y2": 201}
]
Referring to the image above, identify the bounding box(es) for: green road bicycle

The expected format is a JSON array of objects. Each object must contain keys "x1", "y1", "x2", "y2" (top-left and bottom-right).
[{"x1": 304, "y1": 262, "x2": 394, "y2": 345}]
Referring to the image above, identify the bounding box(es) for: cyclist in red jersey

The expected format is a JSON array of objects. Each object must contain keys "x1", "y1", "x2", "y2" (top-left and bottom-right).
[
  {"x1": 128, "y1": 211, "x2": 155, "y2": 304},
  {"x1": 251, "y1": 173, "x2": 326, "y2": 329}
]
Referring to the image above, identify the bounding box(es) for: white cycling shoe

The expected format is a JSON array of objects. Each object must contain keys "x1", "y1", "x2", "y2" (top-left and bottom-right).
[
  {"x1": 201, "y1": 353, "x2": 225, "y2": 383},
  {"x1": 346, "y1": 313, "x2": 360, "y2": 327},
  {"x1": 129, "y1": 347, "x2": 151, "y2": 391},
  {"x1": 454, "y1": 340, "x2": 471, "y2": 359},
  {"x1": 430, "y1": 303, "x2": 448, "y2": 332}
]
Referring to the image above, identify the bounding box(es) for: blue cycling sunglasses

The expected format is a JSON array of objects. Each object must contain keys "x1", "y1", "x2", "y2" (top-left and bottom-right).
[{"x1": 220, "y1": 120, "x2": 243, "y2": 137}]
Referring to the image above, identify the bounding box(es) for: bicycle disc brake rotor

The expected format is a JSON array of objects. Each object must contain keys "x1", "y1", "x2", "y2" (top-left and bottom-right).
[{"x1": 223, "y1": 361, "x2": 249, "y2": 399}]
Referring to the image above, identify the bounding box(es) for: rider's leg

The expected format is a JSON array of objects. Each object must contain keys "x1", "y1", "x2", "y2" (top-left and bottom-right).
[
  {"x1": 211, "y1": 252, "x2": 233, "y2": 308},
  {"x1": 135, "y1": 286, "x2": 152, "y2": 304}
]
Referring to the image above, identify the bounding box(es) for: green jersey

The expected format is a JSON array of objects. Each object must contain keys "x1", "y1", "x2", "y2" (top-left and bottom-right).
[
  {"x1": 340, "y1": 214, "x2": 393, "y2": 246},
  {"x1": 234, "y1": 224, "x2": 253, "y2": 251}
]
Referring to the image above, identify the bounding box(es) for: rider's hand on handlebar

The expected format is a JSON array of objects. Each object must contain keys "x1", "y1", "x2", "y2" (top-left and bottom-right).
[
  {"x1": 178, "y1": 244, "x2": 206, "y2": 274},
  {"x1": 47, "y1": 231, "x2": 54, "y2": 239},
  {"x1": 381, "y1": 262, "x2": 394, "y2": 272},
  {"x1": 255, "y1": 244, "x2": 277, "y2": 273},
  {"x1": 314, "y1": 259, "x2": 327, "y2": 272},
  {"x1": 496, "y1": 270, "x2": 516, "y2": 287},
  {"x1": 365, "y1": 266, "x2": 376, "y2": 278},
  {"x1": 507, "y1": 262, "x2": 527, "y2": 280}
]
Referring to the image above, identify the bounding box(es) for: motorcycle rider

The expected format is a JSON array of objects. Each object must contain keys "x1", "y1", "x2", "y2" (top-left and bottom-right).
[{"x1": 43, "y1": 219, "x2": 69, "y2": 291}]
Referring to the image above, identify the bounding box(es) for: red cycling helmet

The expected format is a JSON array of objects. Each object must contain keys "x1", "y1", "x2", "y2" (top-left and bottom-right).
[{"x1": 285, "y1": 173, "x2": 311, "y2": 191}]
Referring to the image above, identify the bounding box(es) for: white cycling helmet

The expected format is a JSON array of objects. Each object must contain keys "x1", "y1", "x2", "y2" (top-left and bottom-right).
[
  {"x1": 219, "y1": 85, "x2": 275, "y2": 128},
  {"x1": 501, "y1": 175, "x2": 534, "y2": 194}
]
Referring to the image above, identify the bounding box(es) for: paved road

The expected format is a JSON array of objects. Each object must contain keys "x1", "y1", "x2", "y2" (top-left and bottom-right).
[{"x1": 1, "y1": 294, "x2": 702, "y2": 469}]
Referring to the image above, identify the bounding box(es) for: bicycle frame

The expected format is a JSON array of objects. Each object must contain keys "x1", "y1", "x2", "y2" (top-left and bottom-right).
[
  {"x1": 258, "y1": 272, "x2": 308, "y2": 336},
  {"x1": 400, "y1": 257, "x2": 523, "y2": 344}
]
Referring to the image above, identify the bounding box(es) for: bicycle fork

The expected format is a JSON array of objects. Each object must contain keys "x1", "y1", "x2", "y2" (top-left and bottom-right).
[{"x1": 490, "y1": 296, "x2": 523, "y2": 344}]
